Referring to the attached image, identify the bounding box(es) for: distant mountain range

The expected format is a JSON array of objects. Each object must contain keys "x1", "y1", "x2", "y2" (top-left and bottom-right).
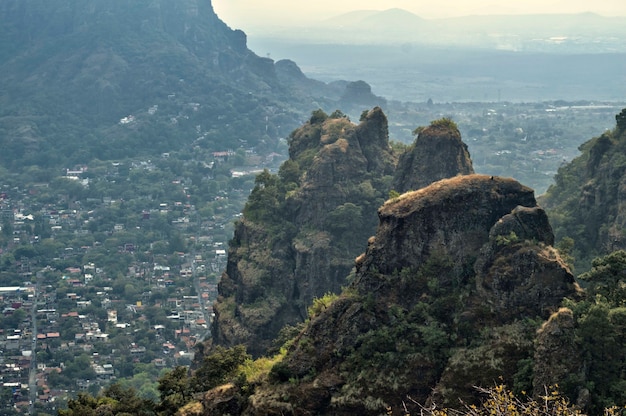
[
  {"x1": 246, "y1": 8, "x2": 626, "y2": 103},
  {"x1": 253, "y1": 8, "x2": 626, "y2": 52}
]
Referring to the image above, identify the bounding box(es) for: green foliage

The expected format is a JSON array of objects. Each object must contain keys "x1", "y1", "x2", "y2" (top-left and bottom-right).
[
  {"x1": 388, "y1": 189, "x2": 401, "y2": 200},
  {"x1": 329, "y1": 109, "x2": 348, "y2": 119},
  {"x1": 335, "y1": 291, "x2": 455, "y2": 411},
  {"x1": 243, "y1": 169, "x2": 283, "y2": 223},
  {"x1": 58, "y1": 384, "x2": 155, "y2": 416},
  {"x1": 268, "y1": 359, "x2": 295, "y2": 383},
  {"x1": 412, "y1": 126, "x2": 426, "y2": 136},
  {"x1": 326, "y1": 203, "x2": 363, "y2": 232},
  {"x1": 157, "y1": 366, "x2": 193, "y2": 415},
  {"x1": 562, "y1": 252, "x2": 626, "y2": 414},
  {"x1": 543, "y1": 109, "x2": 626, "y2": 273},
  {"x1": 616, "y1": 108, "x2": 626, "y2": 134},
  {"x1": 309, "y1": 109, "x2": 328, "y2": 124},
  {"x1": 567, "y1": 301, "x2": 626, "y2": 414},
  {"x1": 190, "y1": 345, "x2": 251, "y2": 393},
  {"x1": 494, "y1": 231, "x2": 520, "y2": 248},
  {"x1": 579, "y1": 250, "x2": 626, "y2": 306},
  {"x1": 555, "y1": 237, "x2": 576, "y2": 272},
  {"x1": 390, "y1": 140, "x2": 410, "y2": 155},
  {"x1": 308, "y1": 292, "x2": 339, "y2": 318},
  {"x1": 278, "y1": 159, "x2": 301, "y2": 187},
  {"x1": 430, "y1": 117, "x2": 459, "y2": 131}
]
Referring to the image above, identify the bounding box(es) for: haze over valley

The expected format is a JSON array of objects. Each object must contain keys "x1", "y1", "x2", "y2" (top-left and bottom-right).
[{"x1": 242, "y1": 9, "x2": 626, "y2": 102}]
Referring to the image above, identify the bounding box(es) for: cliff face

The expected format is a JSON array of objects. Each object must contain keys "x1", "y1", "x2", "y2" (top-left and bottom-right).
[
  {"x1": 393, "y1": 121, "x2": 474, "y2": 193},
  {"x1": 541, "y1": 108, "x2": 626, "y2": 272},
  {"x1": 212, "y1": 108, "x2": 397, "y2": 357},
  {"x1": 240, "y1": 175, "x2": 580, "y2": 415},
  {"x1": 211, "y1": 110, "x2": 478, "y2": 357}
]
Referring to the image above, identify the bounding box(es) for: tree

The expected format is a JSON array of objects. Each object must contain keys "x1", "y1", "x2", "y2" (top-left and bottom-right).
[
  {"x1": 579, "y1": 250, "x2": 626, "y2": 306},
  {"x1": 58, "y1": 384, "x2": 156, "y2": 416},
  {"x1": 429, "y1": 117, "x2": 459, "y2": 131},
  {"x1": 190, "y1": 345, "x2": 250, "y2": 393},
  {"x1": 168, "y1": 231, "x2": 186, "y2": 253},
  {"x1": 157, "y1": 366, "x2": 193, "y2": 415},
  {"x1": 616, "y1": 108, "x2": 626, "y2": 133},
  {"x1": 309, "y1": 109, "x2": 328, "y2": 124},
  {"x1": 101, "y1": 383, "x2": 155, "y2": 415}
]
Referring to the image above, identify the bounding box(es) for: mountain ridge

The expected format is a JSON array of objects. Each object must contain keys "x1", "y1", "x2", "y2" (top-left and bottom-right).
[
  {"x1": 249, "y1": 8, "x2": 626, "y2": 52},
  {"x1": 0, "y1": 0, "x2": 370, "y2": 170}
]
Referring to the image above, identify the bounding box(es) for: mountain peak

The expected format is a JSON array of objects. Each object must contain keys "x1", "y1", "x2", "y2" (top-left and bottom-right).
[
  {"x1": 231, "y1": 174, "x2": 578, "y2": 414},
  {"x1": 392, "y1": 119, "x2": 474, "y2": 193}
]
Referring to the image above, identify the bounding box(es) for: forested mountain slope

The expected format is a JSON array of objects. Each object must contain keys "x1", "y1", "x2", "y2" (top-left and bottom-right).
[
  {"x1": 0, "y1": 0, "x2": 349, "y2": 170},
  {"x1": 541, "y1": 108, "x2": 626, "y2": 272}
]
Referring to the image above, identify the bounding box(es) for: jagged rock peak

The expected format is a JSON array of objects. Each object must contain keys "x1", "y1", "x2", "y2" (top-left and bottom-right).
[
  {"x1": 210, "y1": 107, "x2": 397, "y2": 357},
  {"x1": 235, "y1": 174, "x2": 579, "y2": 415},
  {"x1": 289, "y1": 107, "x2": 394, "y2": 183},
  {"x1": 393, "y1": 118, "x2": 474, "y2": 193},
  {"x1": 357, "y1": 174, "x2": 535, "y2": 280}
]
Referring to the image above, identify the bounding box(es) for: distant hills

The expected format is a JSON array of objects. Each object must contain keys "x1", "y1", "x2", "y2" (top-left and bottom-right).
[
  {"x1": 246, "y1": 8, "x2": 626, "y2": 103},
  {"x1": 254, "y1": 8, "x2": 626, "y2": 52},
  {"x1": 2, "y1": 1, "x2": 624, "y2": 170}
]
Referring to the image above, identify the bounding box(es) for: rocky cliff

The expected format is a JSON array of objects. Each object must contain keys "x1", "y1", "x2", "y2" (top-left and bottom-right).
[
  {"x1": 211, "y1": 108, "x2": 397, "y2": 357},
  {"x1": 210, "y1": 110, "x2": 478, "y2": 357},
  {"x1": 225, "y1": 175, "x2": 581, "y2": 415},
  {"x1": 393, "y1": 119, "x2": 474, "y2": 193},
  {"x1": 541, "y1": 108, "x2": 626, "y2": 272}
]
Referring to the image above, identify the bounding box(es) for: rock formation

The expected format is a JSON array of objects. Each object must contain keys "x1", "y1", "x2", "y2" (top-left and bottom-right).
[
  {"x1": 236, "y1": 175, "x2": 580, "y2": 415},
  {"x1": 541, "y1": 108, "x2": 626, "y2": 272},
  {"x1": 211, "y1": 108, "x2": 397, "y2": 357},
  {"x1": 210, "y1": 109, "x2": 479, "y2": 357},
  {"x1": 393, "y1": 119, "x2": 474, "y2": 193}
]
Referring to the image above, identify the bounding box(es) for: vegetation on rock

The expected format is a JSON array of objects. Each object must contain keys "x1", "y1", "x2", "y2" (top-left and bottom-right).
[{"x1": 542, "y1": 108, "x2": 626, "y2": 272}]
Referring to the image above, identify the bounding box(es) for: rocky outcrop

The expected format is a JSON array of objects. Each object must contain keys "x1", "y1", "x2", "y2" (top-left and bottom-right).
[
  {"x1": 210, "y1": 109, "x2": 483, "y2": 358},
  {"x1": 357, "y1": 175, "x2": 533, "y2": 283},
  {"x1": 541, "y1": 109, "x2": 626, "y2": 272},
  {"x1": 210, "y1": 109, "x2": 482, "y2": 358},
  {"x1": 393, "y1": 121, "x2": 474, "y2": 193},
  {"x1": 211, "y1": 108, "x2": 397, "y2": 357},
  {"x1": 471, "y1": 206, "x2": 579, "y2": 321},
  {"x1": 339, "y1": 80, "x2": 387, "y2": 110},
  {"x1": 239, "y1": 174, "x2": 580, "y2": 415},
  {"x1": 275, "y1": 59, "x2": 345, "y2": 101},
  {"x1": 533, "y1": 308, "x2": 584, "y2": 401}
]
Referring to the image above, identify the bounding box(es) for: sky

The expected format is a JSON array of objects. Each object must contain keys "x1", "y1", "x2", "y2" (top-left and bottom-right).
[{"x1": 213, "y1": 0, "x2": 626, "y2": 29}]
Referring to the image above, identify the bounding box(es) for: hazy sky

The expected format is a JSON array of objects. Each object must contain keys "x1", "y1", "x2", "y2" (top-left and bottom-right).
[{"x1": 213, "y1": 0, "x2": 626, "y2": 29}]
